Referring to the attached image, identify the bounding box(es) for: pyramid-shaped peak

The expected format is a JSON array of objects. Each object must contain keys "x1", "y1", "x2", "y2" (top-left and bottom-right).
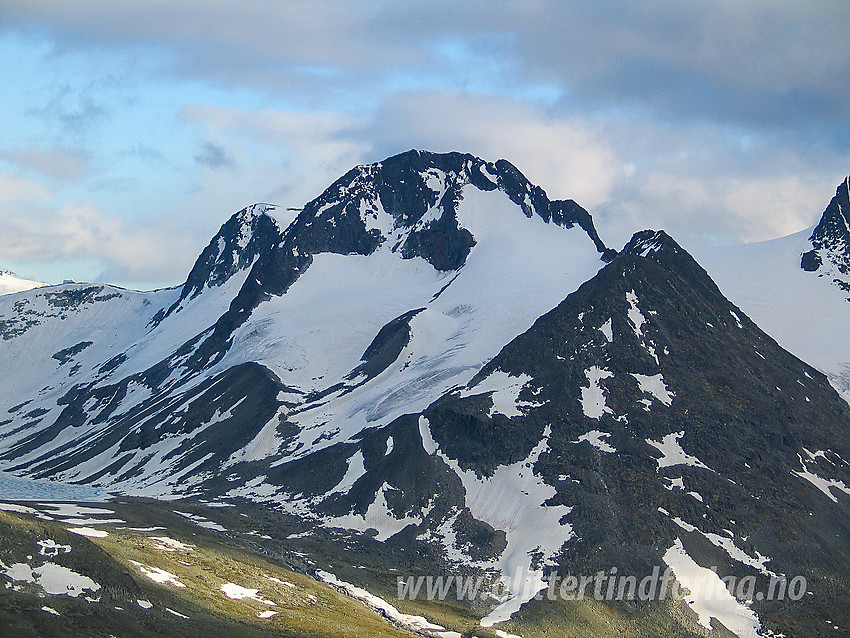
[
  {"x1": 622, "y1": 229, "x2": 679, "y2": 257},
  {"x1": 617, "y1": 229, "x2": 726, "y2": 300}
]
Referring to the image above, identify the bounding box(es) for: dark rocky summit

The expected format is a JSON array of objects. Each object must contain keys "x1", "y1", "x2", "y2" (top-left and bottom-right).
[{"x1": 801, "y1": 176, "x2": 850, "y2": 292}]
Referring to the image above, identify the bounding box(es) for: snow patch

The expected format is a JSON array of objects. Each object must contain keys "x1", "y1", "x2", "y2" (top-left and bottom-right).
[
  {"x1": 328, "y1": 450, "x2": 366, "y2": 495},
  {"x1": 316, "y1": 570, "x2": 460, "y2": 637},
  {"x1": 626, "y1": 290, "x2": 646, "y2": 338},
  {"x1": 327, "y1": 482, "x2": 425, "y2": 542},
  {"x1": 174, "y1": 511, "x2": 227, "y2": 532},
  {"x1": 0, "y1": 503, "x2": 48, "y2": 517},
  {"x1": 574, "y1": 430, "x2": 616, "y2": 453},
  {"x1": 264, "y1": 575, "x2": 295, "y2": 587},
  {"x1": 41, "y1": 504, "x2": 115, "y2": 518},
  {"x1": 792, "y1": 454, "x2": 850, "y2": 503},
  {"x1": 730, "y1": 310, "x2": 744, "y2": 328},
  {"x1": 129, "y1": 561, "x2": 185, "y2": 588},
  {"x1": 663, "y1": 539, "x2": 761, "y2": 637},
  {"x1": 1, "y1": 561, "x2": 101, "y2": 598},
  {"x1": 461, "y1": 371, "x2": 541, "y2": 418},
  {"x1": 220, "y1": 582, "x2": 275, "y2": 605},
  {"x1": 60, "y1": 517, "x2": 124, "y2": 526},
  {"x1": 646, "y1": 432, "x2": 710, "y2": 471},
  {"x1": 67, "y1": 527, "x2": 108, "y2": 538},
  {"x1": 599, "y1": 318, "x2": 613, "y2": 343},
  {"x1": 150, "y1": 537, "x2": 194, "y2": 552},
  {"x1": 631, "y1": 373, "x2": 674, "y2": 407},
  {"x1": 669, "y1": 517, "x2": 778, "y2": 578},
  {"x1": 38, "y1": 539, "x2": 71, "y2": 557},
  {"x1": 579, "y1": 367, "x2": 613, "y2": 419}
]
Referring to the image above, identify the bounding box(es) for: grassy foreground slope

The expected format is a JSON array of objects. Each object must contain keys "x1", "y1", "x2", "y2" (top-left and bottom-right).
[
  {"x1": 0, "y1": 499, "x2": 717, "y2": 638},
  {"x1": 0, "y1": 506, "x2": 420, "y2": 638}
]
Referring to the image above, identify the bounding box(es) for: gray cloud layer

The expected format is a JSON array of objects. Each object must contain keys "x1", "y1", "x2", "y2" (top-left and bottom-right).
[{"x1": 3, "y1": 1, "x2": 847, "y2": 136}]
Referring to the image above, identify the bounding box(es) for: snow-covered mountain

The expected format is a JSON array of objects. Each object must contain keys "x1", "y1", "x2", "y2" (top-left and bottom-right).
[
  {"x1": 0, "y1": 151, "x2": 615, "y2": 500},
  {"x1": 0, "y1": 269, "x2": 47, "y2": 296},
  {"x1": 0, "y1": 152, "x2": 848, "y2": 637}
]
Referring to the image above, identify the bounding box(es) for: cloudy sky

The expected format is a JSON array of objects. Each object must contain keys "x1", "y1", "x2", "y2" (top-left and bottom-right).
[{"x1": 1, "y1": 1, "x2": 848, "y2": 289}]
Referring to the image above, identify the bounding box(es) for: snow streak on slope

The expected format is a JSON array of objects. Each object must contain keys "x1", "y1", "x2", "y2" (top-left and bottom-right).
[
  {"x1": 419, "y1": 417, "x2": 573, "y2": 628},
  {"x1": 663, "y1": 539, "x2": 762, "y2": 637}
]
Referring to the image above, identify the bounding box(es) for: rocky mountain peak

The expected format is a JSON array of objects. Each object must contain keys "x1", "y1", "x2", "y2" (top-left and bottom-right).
[
  {"x1": 281, "y1": 149, "x2": 614, "y2": 271},
  {"x1": 182, "y1": 203, "x2": 284, "y2": 298},
  {"x1": 622, "y1": 228, "x2": 701, "y2": 270},
  {"x1": 148, "y1": 204, "x2": 285, "y2": 325},
  {"x1": 622, "y1": 229, "x2": 677, "y2": 256},
  {"x1": 801, "y1": 176, "x2": 850, "y2": 287},
  {"x1": 159, "y1": 150, "x2": 617, "y2": 371}
]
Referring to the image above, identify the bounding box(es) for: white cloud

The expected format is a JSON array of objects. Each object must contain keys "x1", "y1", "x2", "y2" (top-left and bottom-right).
[
  {"x1": 0, "y1": 146, "x2": 90, "y2": 182},
  {"x1": 598, "y1": 167, "x2": 838, "y2": 251},
  {"x1": 721, "y1": 177, "x2": 828, "y2": 243},
  {"x1": 0, "y1": 173, "x2": 53, "y2": 205},
  {"x1": 0, "y1": 172, "x2": 199, "y2": 287},
  {"x1": 179, "y1": 105, "x2": 370, "y2": 207},
  {"x1": 3, "y1": 1, "x2": 848, "y2": 130}
]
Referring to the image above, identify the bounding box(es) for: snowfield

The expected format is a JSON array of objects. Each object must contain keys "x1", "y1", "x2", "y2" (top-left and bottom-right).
[{"x1": 0, "y1": 270, "x2": 47, "y2": 296}]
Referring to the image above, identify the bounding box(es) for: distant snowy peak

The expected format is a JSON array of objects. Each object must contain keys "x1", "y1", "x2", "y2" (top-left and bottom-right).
[
  {"x1": 0, "y1": 269, "x2": 47, "y2": 296},
  {"x1": 173, "y1": 150, "x2": 612, "y2": 326},
  {"x1": 801, "y1": 176, "x2": 850, "y2": 292}
]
